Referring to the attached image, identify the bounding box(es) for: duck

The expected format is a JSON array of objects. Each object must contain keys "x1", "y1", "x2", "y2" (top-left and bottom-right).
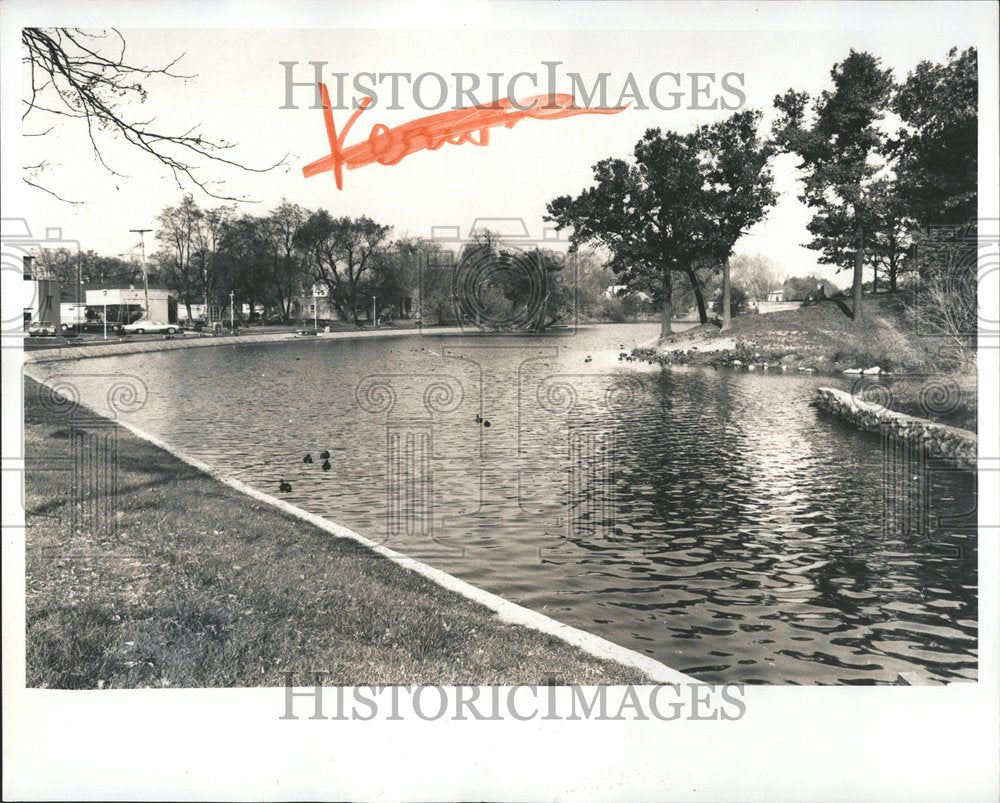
[
  {"x1": 483, "y1": 420, "x2": 491, "y2": 428},
  {"x1": 475, "y1": 414, "x2": 483, "y2": 423},
  {"x1": 303, "y1": 454, "x2": 313, "y2": 464},
  {"x1": 584, "y1": 355, "x2": 593, "y2": 363},
  {"x1": 322, "y1": 458, "x2": 331, "y2": 471},
  {"x1": 319, "y1": 450, "x2": 331, "y2": 460},
  {"x1": 279, "y1": 479, "x2": 292, "y2": 493}
]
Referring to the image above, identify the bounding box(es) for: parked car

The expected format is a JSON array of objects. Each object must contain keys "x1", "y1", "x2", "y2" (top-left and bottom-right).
[
  {"x1": 62, "y1": 319, "x2": 119, "y2": 333},
  {"x1": 120, "y1": 320, "x2": 181, "y2": 335},
  {"x1": 27, "y1": 321, "x2": 57, "y2": 337}
]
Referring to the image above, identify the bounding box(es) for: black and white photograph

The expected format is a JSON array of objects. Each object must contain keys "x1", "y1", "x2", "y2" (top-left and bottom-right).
[{"x1": 3, "y1": 1, "x2": 998, "y2": 800}]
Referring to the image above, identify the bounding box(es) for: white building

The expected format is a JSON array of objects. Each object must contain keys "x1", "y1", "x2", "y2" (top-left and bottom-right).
[{"x1": 84, "y1": 285, "x2": 178, "y2": 323}]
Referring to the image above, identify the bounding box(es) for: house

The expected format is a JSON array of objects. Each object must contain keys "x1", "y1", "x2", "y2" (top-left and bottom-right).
[
  {"x1": 604, "y1": 284, "x2": 653, "y2": 303},
  {"x1": 83, "y1": 282, "x2": 178, "y2": 323},
  {"x1": 756, "y1": 287, "x2": 802, "y2": 316},
  {"x1": 292, "y1": 284, "x2": 341, "y2": 323},
  {"x1": 22, "y1": 256, "x2": 61, "y2": 328}
]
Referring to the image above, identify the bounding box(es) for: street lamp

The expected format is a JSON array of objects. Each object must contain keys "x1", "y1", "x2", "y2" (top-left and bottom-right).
[{"x1": 372, "y1": 295, "x2": 377, "y2": 328}]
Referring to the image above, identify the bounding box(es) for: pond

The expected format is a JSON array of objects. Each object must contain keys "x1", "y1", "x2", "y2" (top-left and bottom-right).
[{"x1": 31, "y1": 323, "x2": 978, "y2": 684}]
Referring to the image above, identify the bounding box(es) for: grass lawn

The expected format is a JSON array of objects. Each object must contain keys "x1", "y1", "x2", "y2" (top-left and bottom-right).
[{"x1": 23, "y1": 376, "x2": 646, "y2": 688}]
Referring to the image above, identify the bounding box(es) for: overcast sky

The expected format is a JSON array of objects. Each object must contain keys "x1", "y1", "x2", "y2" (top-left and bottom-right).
[{"x1": 10, "y1": 6, "x2": 992, "y2": 286}]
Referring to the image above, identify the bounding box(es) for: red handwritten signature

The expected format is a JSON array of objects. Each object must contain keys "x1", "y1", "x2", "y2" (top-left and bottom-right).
[{"x1": 302, "y1": 83, "x2": 628, "y2": 189}]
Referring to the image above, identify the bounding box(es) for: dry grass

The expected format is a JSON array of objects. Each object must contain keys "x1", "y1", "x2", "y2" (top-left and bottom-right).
[
  {"x1": 23, "y1": 377, "x2": 647, "y2": 688},
  {"x1": 661, "y1": 293, "x2": 967, "y2": 373}
]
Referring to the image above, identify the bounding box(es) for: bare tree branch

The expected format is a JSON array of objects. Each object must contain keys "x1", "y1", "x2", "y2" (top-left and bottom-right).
[{"x1": 21, "y1": 27, "x2": 288, "y2": 203}]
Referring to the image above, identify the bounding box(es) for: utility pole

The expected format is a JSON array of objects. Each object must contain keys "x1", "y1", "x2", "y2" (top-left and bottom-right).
[{"x1": 130, "y1": 228, "x2": 152, "y2": 321}]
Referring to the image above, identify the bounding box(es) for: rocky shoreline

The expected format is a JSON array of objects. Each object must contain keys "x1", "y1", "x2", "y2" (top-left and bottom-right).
[{"x1": 813, "y1": 387, "x2": 977, "y2": 472}]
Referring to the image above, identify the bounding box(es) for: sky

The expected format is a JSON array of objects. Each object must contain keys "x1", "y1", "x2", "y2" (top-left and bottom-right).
[{"x1": 7, "y1": 7, "x2": 992, "y2": 287}]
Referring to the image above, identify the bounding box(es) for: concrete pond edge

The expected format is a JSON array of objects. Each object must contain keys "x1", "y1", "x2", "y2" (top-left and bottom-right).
[
  {"x1": 23, "y1": 327, "x2": 469, "y2": 364},
  {"x1": 24, "y1": 369, "x2": 695, "y2": 685}
]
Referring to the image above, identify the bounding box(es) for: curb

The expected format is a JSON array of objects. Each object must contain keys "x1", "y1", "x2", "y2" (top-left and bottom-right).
[{"x1": 23, "y1": 327, "x2": 468, "y2": 364}]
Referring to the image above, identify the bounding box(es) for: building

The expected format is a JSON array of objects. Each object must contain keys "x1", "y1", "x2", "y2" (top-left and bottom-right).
[
  {"x1": 22, "y1": 256, "x2": 61, "y2": 329},
  {"x1": 83, "y1": 282, "x2": 178, "y2": 323},
  {"x1": 755, "y1": 287, "x2": 802, "y2": 316},
  {"x1": 604, "y1": 284, "x2": 653, "y2": 303}
]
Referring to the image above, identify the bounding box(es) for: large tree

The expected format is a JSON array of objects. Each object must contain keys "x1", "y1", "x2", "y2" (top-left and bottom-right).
[
  {"x1": 295, "y1": 213, "x2": 392, "y2": 323},
  {"x1": 546, "y1": 129, "x2": 707, "y2": 337},
  {"x1": 892, "y1": 47, "x2": 978, "y2": 230},
  {"x1": 695, "y1": 110, "x2": 777, "y2": 330},
  {"x1": 773, "y1": 50, "x2": 895, "y2": 321}
]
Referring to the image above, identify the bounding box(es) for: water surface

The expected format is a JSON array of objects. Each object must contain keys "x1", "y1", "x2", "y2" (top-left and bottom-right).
[{"x1": 31, "y1": 323, "x2": 977, "y2": 683}]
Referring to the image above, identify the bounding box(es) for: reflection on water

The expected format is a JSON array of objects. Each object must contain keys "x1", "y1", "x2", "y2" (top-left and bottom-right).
[{"x1": 32, "y1": 323, "x2": 977, "y2": 684}]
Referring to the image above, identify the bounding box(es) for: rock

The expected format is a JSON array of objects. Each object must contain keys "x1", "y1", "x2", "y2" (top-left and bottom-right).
[
  {"x1": 861, "y1": 366, "x2": 882, "y2": 374},
  {"x1": 843, "y1": 368, "x2": 862, "y2": 374},
  {"x1": 813, "y1": 387, "x2": 975, "y2": 472}
]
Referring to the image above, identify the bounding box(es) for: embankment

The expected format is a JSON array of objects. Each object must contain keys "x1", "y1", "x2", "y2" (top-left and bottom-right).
[
  {"x1": 22, "y1": 374, "x2": 693, "y2": 687},
  {"x1": 814, "y1": 387, "x2": 977, "y2": 472}
]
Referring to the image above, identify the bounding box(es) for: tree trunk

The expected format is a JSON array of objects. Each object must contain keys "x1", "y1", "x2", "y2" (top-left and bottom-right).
[
  {"x1": 685, "y1": 269, "x2": 708, "y2": 324},
  {"x1": 660, "y1": 266, "x2": 673, "y2": 338},
  {"x1": 853, "y1": 221, "x2": 865, "y2": 321},
  {"x1": 889, "y1": 260, "x2": 898, "y2": 292},
  {"x1": 721, "y1": 256, "x2": 733, "y2": 331}
]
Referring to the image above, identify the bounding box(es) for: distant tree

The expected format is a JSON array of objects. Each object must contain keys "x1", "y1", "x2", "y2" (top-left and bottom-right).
[
  {"x1": 216, "y1": 213, "x2": 270, "y2": 320},
  {"x1": 194, "y1": 205, "x2": 233, "y2": 316},
  {"x1": 713, "y1": 285, "x2": 748, "y2": 316},
  {"x1": 295, "y1": 213, "x2": 392, "y2": 323},
  {"x1": 454, "y1": 233, "x2": 571, "y2": 331},
  {"x1": 891, "y1": 47, "x2": 977, "y2": 230},
  {"x1": 730, "y1": 253, "x2": 782, "y2": 302},
  {"x1": 773, "y1": 50, "x2": 895, "y2": 321},
  {"x1": 546, "y1": 129, "x2": 707, "y2": 336},
  {"x1": 573, "y1": 250, "x2": 618, "y2": 320},
  {"x1": 695, "y1": 110, "x2": 777, "y2": 331},
  {"x1": 262, "y1": 201, "x2": 308, "y2": 322},
  {"x1": 155, "y1": 194, "x2": 204, "y2": 319},
  {"x1": 782, "y1": 274, "x2": 840, "y2": 301},
  {"x1": 867, "y1": 178, "x2": 910, "y2": 292}
]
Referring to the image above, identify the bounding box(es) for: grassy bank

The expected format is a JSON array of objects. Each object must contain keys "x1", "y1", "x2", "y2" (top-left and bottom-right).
[
  {"x1": 23, "y1": 377, "x2": 646, "y2": 688},
  {"x1": 651, "y1": 293, "x2": 971, "y2": 373}
]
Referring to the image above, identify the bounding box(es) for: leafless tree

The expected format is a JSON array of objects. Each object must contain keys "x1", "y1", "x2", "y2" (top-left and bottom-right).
[{"x1": 22, "y1": 27, "x2": 285, "y2": 203}]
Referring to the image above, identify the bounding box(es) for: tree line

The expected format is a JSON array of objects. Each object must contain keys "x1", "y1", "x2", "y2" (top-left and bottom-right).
[
  {"x1": 30, "y1": 46, "x2": 976, "y2": 341},
  {"x1": 149, "y1": 197, "x2": 608, "y2": 327},
  {"x1": 547, "y1": 46, "x2": 978, "y2": 336}
]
